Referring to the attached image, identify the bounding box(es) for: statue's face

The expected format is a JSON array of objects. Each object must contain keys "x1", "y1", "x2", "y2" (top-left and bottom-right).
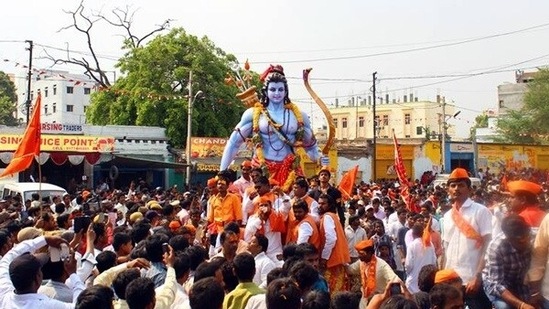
[{"x1": 267, "y1": 81, "x2": 286, "y2": 104}]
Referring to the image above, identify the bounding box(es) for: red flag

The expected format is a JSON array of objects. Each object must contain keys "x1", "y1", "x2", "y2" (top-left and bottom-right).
[
  {"x1": 393, "y1": 130, "x2": 412, "y2": 210},
  {"x1": 338, "y1": 165, "x2": 358, "y2": 201},
  {"x1": 393, "y1": 131, "x2": 410, "y2": 187},
  {"x1": 0, "y1": 95, "x2": 41, "y2": 178}
]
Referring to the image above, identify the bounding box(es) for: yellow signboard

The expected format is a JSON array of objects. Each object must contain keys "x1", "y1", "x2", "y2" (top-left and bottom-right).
[
  {"x1": 0, "y1": 134, "x2": 114, "y2": 153},
  {"x1": 376, "y1": 144, "x2": 414, "y2": 160},
  {"x1": 190, "y1": 137, "x2": 251, "y2": 158}
]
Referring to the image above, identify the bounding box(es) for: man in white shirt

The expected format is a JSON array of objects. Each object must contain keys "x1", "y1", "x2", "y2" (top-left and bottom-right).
[
  {"x1": 291, "y1": 179, "x2": 319, "y2": 223},
  {"x1": 405, "y1": 223, "x2": 436, "y2": 293},
  {"x1": 247, "y1": 234, "x2": 276, "y2": 289},
  {"x1": 419, "y1": 202, "x2": 440, "y2": 232},
  {"x1": 0, "y1": 235, "x2": 83, "y2": 308},
  {"x1": 442, "y1": 168, "x2": 492, "y2": 309},
  {"x1": 240, "y1": 168, "x2": 263, "y2": 226},
  {"x1": 244, "y1": 190, "x2": 291, "y2": 261},
  {"x1": 171, "y1": 254, "x2": 191, "y2": 309},
  {"x1": 387, "y1": 208, "x2": 407, "y2": 279},
  {"x1": 287, "y1": 199, "x2": 320, "y2": 249},
  {"x1": 345, "y1": 215, "x2": 367, "y2": 263},
  {"x1": 371, "y1": 197, "x2": 386, "y2": 220}
]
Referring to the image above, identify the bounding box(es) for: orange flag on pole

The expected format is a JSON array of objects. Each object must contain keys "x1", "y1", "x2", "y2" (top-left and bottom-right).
[
  {"x1": 393, "y1": 129, "x2": 414, "y2": 210},
  {"x1": 338, "y1": 165, "x2": 358, "y2": 201},
  {"x1": 500, "y1": 175, "x2": 508, "y2": 191},
  {"x1": 0, "y1": 94, "x2": 41, "y2": 178}
]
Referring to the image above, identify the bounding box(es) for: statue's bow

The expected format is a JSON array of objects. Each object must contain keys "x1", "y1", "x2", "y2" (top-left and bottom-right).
[{"x1": 303, "y1": 68, "x2": 335, "y2": 156}]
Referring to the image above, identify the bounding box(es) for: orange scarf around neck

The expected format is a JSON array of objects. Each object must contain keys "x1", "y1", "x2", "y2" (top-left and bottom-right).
[
  {"x1": 360, "y1": 255, "x2": 377, "y2": 298},
  {"x1": 451, "y1": 204, "x2": 483, "y2": 248},
  {"x1": 422, "y1": 216, "x2": 432, "y2": 247}
]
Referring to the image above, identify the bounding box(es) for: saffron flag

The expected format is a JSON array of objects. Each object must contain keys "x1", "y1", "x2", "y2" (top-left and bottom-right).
[
  {"x1": 0, "y1": 95, "x2": 41, "y2": 178},
  {"x1": 338, "y1": 165, "x2": 358, "y2": 201},
  {"x1": 393, "y1": 130, "x2": 412, "y2": 210},
  {"x1": 393, "y1": 131, "x2": 410, "y2": 187},
  {"x1": 500, "y1": 174, "x2": 508, "y2": 191}
]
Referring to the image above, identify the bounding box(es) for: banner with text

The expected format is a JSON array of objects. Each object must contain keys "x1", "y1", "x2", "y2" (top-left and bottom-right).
[
  {"x1": 189, "y1": 137, "x2": 251, "y2": 158},
  {"x1": 0, "y1": 134, "x2": 115, "y2": 153}
]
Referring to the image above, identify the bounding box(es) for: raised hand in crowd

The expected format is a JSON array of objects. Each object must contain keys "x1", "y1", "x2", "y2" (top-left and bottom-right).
[{"x1": 127, "y1": 257, "x2": 150, "y2": 270}]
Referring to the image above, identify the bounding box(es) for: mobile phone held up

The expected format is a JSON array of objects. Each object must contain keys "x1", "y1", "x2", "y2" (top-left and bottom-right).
[
  {"x1": 74, "y1": 216, "x2": 91, "y2": 233},
  {"x1": 162, "y1": 243, "x2": 169, "y2": 254},
  {"x1": 389, "y1": 282, "x2": 402, "y2": 295}
]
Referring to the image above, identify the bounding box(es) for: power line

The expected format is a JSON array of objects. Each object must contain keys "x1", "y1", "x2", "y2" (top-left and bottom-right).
[
  {"x1": 236, "y1": 24, "x2": 549, "y2": 56},
  {"x1": 252, "y1": 22, "x2": 549, "y2": 64},
  {"x1": 34, "y1": 42, "x2": 120, "y2": 61},
  {"x1": 382, "y1": 52, "x2": 549, "y2": 93},
  {"x1": 0, "y1": 40, "x2": 26, "y2": 43},
  {"x1": 288, "y1": 60, "x2": 548, "y2": 102}
]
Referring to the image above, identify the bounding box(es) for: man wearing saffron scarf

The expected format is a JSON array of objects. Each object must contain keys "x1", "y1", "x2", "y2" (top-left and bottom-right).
[
  {"x1": 442, "y1": 168, "x2": 492, "y2": 309},
  {"x1": 318, "y1": 193, "x2": 350, "y2": 293},
  {"x1": 347, "y1": 239, "x2": 399, "y2": 308},
  {"x1": 244, "y1": 187, "x2": 291, "y2": 263}
]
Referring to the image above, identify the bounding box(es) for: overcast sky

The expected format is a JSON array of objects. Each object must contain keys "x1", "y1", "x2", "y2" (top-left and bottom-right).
[{"x1": 1, "y1": 0, "x2": 548, "y2": 138}]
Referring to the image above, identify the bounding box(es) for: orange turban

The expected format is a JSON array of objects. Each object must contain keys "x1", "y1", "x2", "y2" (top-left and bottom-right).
[
  {"x1": 448, "y1": 168, "x2": 469, "y2": 181},
  {"x1": 169, "y1": 220, "x2": 182, "y2": 232},
  {"x1": 183, "y1": 224, "x2": 197, "y2": 234},
  {"x1": 253, "y1": 196, "x2": 272, "y2": 207},
  {"x1": 355, "y1": 239, "x2": 374, "y2": 252},
  {"x1": 434, "y1": 269, "x2": 461, "y2": 284},
  {"x1": 507, "y1": 180, "x2": 542, "y2": 196},
  {"x1": 82, "y1": 191, "x2": 91, "y2": 199},
  {"x1": 242, "y1": 160, "x2": 252, "y2": 168},
  {"x1": 207, "y1": 178, "x2": 217, "y2": 188}
]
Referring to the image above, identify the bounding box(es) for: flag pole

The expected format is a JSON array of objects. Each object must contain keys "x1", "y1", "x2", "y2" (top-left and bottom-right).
[{"x1": 38, "y1": 155, "x2": 42, "y2": 215}]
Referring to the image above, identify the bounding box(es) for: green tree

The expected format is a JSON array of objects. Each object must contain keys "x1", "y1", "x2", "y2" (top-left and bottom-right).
[
  {"x1": 86, "y1": 28, "x2": 248, "y2": 147},
  {"x1": 495, "y1": 110, "x2": 536, "y2": 144},
  {"x1": 0, "y1": 71, "x2": 18, "y2": 126},
  {"x1": 497, "y1": 69, "x2": 549, "y2": 144},
  {"x1": 474, "y1": 114, "x2": 488, "y2": 128},
  {"x1": 469, "y1": 113, "x2": 489, "y2": 139}
]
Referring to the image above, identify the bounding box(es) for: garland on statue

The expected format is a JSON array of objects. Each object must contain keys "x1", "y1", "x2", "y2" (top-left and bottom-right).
[{"x1": 251, "y1": 102, "x2": 307, "y2": 191}]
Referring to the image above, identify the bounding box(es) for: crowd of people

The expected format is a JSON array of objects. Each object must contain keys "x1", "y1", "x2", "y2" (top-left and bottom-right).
[{"x1": 0, "y1": 163, "x2": 549, "y2": 309}]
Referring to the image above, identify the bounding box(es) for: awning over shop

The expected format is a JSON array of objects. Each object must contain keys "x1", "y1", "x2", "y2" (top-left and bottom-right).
[{"x1": 113, "y1": 155, "x2": 188, "y2": 169}]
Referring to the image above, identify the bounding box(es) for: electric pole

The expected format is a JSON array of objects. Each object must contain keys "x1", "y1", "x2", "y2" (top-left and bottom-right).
[
  {"x1": 441, "y1": 100, "x2": 447, "y2": 173},
  {"x1": 186, "y1": 70, "x2": 193, "y2": 189},
  {"x1": 372, "y1": 72, "x2": 377, "y2": 182},
  {"x1": 25, "y1": 40, "x2": 33, "y2": 124}
]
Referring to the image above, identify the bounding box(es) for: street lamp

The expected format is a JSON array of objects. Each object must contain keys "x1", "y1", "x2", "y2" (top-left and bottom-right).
[{"x1": 185, "y1": 70, "x2": 203, "y2": 188}]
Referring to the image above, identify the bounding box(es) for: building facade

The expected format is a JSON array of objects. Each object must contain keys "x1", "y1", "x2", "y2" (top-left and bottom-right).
[
  {"x1": 13, "y1": 70, "x2": 97, "y2": 125},
  {"x1": 497, "y1": 70, "x2": 535, "y2": 116},
  {"x1": 329, "y1": 95, "x2": 455, "y2": 141}
]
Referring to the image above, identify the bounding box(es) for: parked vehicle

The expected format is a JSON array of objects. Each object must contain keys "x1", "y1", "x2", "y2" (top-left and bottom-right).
[
  {"x1": 1, "y1": 182, "x2": 67, "y2": 203},
  {"x1": 432, "y1": 174, "x2": 482, "y2": 188}
]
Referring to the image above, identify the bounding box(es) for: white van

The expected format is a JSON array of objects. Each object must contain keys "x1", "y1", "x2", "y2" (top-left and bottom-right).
[
  {"x1": 1, "y1": 182, "x2": 67, "y2": 203},
  {"x1": 432, "y1": 174, "x2": 482, "y2": 188}
]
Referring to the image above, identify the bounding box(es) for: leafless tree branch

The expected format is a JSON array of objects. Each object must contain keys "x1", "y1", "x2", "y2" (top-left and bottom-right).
[{"x1": 48, "y1": 0, "x2": 171, "y2": 88}]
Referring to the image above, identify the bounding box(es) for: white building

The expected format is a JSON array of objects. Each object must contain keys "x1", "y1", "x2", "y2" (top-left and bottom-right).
[
  {"x1": 13, "y1": 70, "x2": 98, "y2": 125},
  {"x1": 497, "y1": 70, "x2": 535, "y2": 116},
  {"x1": 329, "y1": 94, "x2": 456, "y2": 141}
]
